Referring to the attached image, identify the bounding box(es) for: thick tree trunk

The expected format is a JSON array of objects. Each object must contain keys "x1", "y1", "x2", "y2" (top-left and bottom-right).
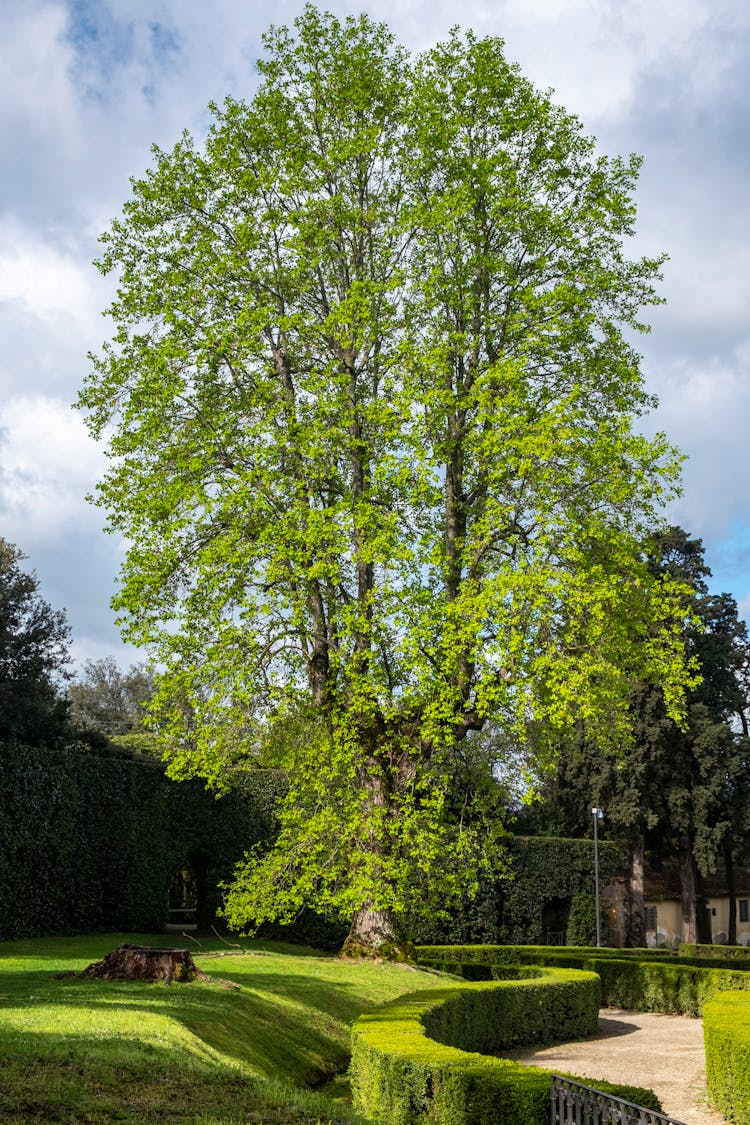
[
  {"x1": 79, "y1": 944, "x2": 207, "y2": 984},
  {"x1": 627, "y1": 834, "x2": 646, "y2": 947},
  {"x1": 679, "y1": 835, "x2": 698, "y2": 944},
  {"x1": 340, "y1": 906, "x2": 414, "y2": 961}
]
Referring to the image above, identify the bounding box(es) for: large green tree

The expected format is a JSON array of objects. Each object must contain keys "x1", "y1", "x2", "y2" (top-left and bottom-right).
[{"x1": 78, "y1": 8, "x2": 692, "y2": 954}]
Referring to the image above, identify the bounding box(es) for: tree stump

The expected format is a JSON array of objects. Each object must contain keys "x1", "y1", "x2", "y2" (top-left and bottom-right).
[{"x1": 80, "y1": 944, "x2": 208, "y2": 984}]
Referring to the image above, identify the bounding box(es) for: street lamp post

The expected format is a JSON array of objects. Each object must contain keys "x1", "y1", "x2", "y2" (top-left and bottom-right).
[{"x1": 592, "y1": 807, "x2": 604, "y2": 947}]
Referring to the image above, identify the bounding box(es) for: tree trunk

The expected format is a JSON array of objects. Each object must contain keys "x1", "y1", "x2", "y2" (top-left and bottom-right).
[
  {"x1": 726, "y1": 842, "x2": 738, "y2": 945},
  {"x1": 79, "y1": 944, "x2": 207, "y2": 984},
  {"x1": 679, "y1": 835, "x2": 698, "y2": 944},
  {"x1": 627, "y1": 834, "x2": 646, "y2": 947},
  {"x1": 340, "y1": 906, "x2": 414, "y2": 961}
]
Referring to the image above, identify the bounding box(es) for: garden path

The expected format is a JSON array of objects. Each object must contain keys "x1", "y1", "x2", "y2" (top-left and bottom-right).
[{"x1": 501, "y1": 1008, "x2": 728, "y2": 1125}]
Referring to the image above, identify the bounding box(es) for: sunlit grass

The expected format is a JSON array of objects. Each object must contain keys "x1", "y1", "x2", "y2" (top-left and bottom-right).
[{"x1": 0, "y1": 932, "x2": 446, "y2": 1123}]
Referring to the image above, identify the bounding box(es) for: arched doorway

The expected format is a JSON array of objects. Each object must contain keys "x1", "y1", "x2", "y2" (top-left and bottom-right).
[{"x1": 166, "y1": 865, "x2": 198, "y2": 932}]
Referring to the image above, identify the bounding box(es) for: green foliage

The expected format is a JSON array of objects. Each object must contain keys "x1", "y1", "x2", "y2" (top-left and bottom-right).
[
  {"x1": 78, "y1": 5, "x2": 693, "y2": 939},
  {"x1": 0, "y1": 537, "x2": 70, "y2": 746},
  {"x1": 350, "y1": 972, "x2": 659, "y2": 1124},
  {"x1": 417, "y1": 944, "x2": 750, "y2": 1016},
  {"x1": 565, "y1": 892, "x2": 602, "y2": 946},
  {"x1": 67, "y1": 657, "x2": 155, "y2": 737},
  {"x1": 704, "y1": 991, "x2": 750, "y2": 1124},
  {"x1": 517, "y1": 527, "x2": 750, "y2": 945},
  {"x1": 0, "y1": 739, "x2": 283, "y2": 938},
  {"x1": 422, "y1": 969, "x2": 601, "y2": 1051},
  {"x1": 409, "y1": 836, "x2": 620, "y2": 945},
  {"x1": 593, "y1": 958, "x2": 750, "y2": 1015},
  {"x1": 679, "y1": 942, "x2": 750, "y2": 961}
]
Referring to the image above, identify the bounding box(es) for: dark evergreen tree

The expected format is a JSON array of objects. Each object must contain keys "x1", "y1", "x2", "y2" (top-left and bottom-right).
[
  {"x1": 516, "y1": 527, "x2": 750, "y2": 946},
  {"x1": 0, "y1": 538, "x2": 70, "y2": 745}
]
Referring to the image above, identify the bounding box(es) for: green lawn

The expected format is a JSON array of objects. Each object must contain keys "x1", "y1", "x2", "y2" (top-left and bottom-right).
[{"x1": 0, "y1": 932, "x2": 447, "y2": 1123}]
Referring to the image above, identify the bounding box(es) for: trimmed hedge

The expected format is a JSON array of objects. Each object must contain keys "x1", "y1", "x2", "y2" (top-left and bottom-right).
[
  {"x1": 0, "y1": 740, "x2": 284, "y2": 938},
  {"x1": 351, "y1": 970, "x2": 661, "y2": 1124},
  {"x1": 704, "y1": 991, "x2": 750, "y2": 1124},
  {"x1": 418, "y1": 944, "x2": 679, "y2": 965},
  {"x1": 418, "y1": 945, "x2": 750, "y2": 1016},
  {"x1": 679, "y1": 942, "x2": 750, "y2": 962},
  {"x1": 408, "y1": 837, "x2": 621, "y2": 946}
]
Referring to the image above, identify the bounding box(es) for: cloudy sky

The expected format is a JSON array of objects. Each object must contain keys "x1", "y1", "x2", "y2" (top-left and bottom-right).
[{"x1": 1, "y1": 0, "x2": 749, "y2": 670}]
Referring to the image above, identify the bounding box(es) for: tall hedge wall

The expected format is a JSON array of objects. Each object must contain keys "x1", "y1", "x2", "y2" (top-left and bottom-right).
[
  {"x1": 0, "y1": 740, "x2": 285, "y2": 939},
  {"x1": 409, "y1": 836, "x2": 620, "y2": 945}
]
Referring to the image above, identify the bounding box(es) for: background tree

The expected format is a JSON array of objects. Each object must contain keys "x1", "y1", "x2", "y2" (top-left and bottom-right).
[
  {"x1": 0, "y1": 537, "x2": 70, "y2": 746},
  {"x1": 518, "y1": 527, "x2": 750, "y2": 945},
  {"x1": 78, "y1": 8, "x2": 692, "y2": 955},
  {"x1": 68, "y1": 657, "x2": 155, "y2": 737}
]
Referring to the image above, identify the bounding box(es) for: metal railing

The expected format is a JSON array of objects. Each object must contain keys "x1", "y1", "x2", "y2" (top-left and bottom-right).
[{"x1": 550, "y1": 1075, "x2": 688, "y2": 1125}]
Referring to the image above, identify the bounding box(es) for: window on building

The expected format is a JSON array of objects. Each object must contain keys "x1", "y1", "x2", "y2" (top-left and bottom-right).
[
  {"x1": 644, "y1": 905, "x2": 657, "y2": 931},
  {"x1": 739, "y1": 899, "x2": 749, "y2": 923}
]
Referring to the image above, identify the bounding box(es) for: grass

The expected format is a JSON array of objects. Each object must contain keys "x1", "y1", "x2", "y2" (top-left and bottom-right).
[{"x1": 0, "y1": 932, "x2": 448, "y2": 1123}]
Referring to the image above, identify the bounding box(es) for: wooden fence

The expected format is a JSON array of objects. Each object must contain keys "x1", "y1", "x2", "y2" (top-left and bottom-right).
[{"x1": 550, "y1": 1075, "x2": 688, "y2": 1125}]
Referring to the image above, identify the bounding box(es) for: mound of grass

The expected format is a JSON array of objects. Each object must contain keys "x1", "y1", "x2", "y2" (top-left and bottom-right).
[{"x1": 0, "y1": 932, "x2": 446, "y2": 1123}]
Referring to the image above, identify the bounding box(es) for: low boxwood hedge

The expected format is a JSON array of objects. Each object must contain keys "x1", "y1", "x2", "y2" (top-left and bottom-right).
[
  {"x1": 418, "y1": 945, "x2": 750, "y2": 1016},
  {"x1": 351, "y1": 968, "x2": 661, "y2": 1124},
  {"x1": 418, "y1": 943, "x2": 678, "y2": 964},
  {"x1": 679, "y1": 942, "x2": 750, "y2": 964},
  {"x1": 704, "y1": 990, "x2": 750, "y2": 1124}
]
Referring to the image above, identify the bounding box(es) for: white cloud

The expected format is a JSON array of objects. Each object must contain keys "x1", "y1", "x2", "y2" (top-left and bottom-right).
[
  {"x1": 1, "y1": 0, "x2": 749, "y2": 660},
  {"x1": 0, "y1": 219, "x2": 101, "y2": 326},
  {"x1": 0, "y1": 395, "x2": 104, "y2": 541},
  {"x1": 645, "y1": 347, "x2": 750, "y2": 538},
  {"x1": 0, "y1": 3, "x2": 79, "y2": 144}
]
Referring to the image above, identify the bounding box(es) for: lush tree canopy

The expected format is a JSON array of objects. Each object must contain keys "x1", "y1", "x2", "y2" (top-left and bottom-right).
[
  {"x1": 0, "y1": 537, "x2": 70, "y2": 745},
  {"x1": 78, "y1": 7, "x2": 693, "y2": 953}
]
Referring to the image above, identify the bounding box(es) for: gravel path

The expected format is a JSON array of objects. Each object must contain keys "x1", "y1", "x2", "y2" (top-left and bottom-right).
[{"x1": 501, "y1": 1008, "x2": 728, "y2": 1125}]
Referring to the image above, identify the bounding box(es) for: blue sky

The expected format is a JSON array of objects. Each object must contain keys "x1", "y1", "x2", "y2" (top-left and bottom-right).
[{"x1": 1, "y1": 0, "x2": 749, "y2": 668}]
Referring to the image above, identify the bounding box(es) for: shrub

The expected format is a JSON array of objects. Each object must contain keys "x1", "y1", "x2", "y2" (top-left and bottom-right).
[
  {"x1": 351, "y1": 972, "x2": 661, "y2": 1125},
  {"x1": 704, "y1": 991, "x2": 750, "y2": 1124},
  {"x1": 417, "y1": 945, "x2": 750, "y2": 1017},
  {"x1": 565, "y1": 892, "x2": 601, "y2": 946},
  {"x1": 679, "y1": 943, "x2": 750, "y2": 962}
]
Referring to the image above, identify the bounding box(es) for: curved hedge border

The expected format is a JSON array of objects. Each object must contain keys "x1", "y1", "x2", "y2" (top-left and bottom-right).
[
  {"x1": 351, "y1": 967, "x2": 661, "y2": 1124},
  {"x1": 419, "y1": 944, "x2": 750, "y2": 1016},
  {"x1": 704, "y1": 991, "x2": 750, "y2": 1124}
]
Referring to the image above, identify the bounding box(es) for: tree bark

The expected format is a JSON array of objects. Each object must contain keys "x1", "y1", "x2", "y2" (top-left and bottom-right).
[
  {"x1": 627, "y1": 833, "x2": 646, "y2": 947},
  {"x1": 78, "y1": 944, "x2": 207, "y2": 984},
  {"x1": 726, "y1": 842, "x2": 738, "y2": 945},
  {"x1": 340, "y1": 906, "x2": 414, "y2": 961},
  {"x1": 679, "y1": 835, "x2": 698, "y2": 944}
]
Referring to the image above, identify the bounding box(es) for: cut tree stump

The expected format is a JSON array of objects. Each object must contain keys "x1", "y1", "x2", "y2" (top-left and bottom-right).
[{"x1": 79, "y1": 944, "x2": 208, "y2": 984}]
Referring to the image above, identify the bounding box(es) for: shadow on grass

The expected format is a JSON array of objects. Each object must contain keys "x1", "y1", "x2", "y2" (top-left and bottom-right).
[
  {"x1": 0, "y1": 1031, "x2": 362, "y2": 1125},
  {"x1": 0, "y1": 974, "x2": 362, "y2": 1084}
]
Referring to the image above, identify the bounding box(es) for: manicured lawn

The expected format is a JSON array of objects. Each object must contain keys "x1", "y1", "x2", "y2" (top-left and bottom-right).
[{"x1": 0, "y1": 932, "x2": 446, "y2": 1123}]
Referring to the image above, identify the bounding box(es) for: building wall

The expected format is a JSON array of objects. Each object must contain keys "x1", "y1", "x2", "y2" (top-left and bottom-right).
[{"x1": 644, "y1": 896, "x2": 750, "y2": 946}]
